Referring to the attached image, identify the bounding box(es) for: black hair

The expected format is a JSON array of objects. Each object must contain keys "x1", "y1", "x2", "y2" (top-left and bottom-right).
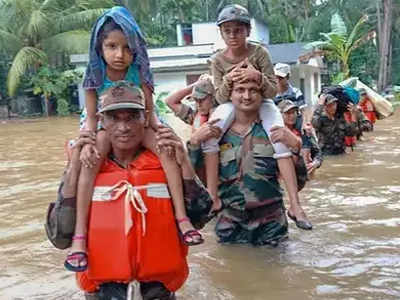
[{"x1": 95, "y1": 18, "x2": 124, "y2": 54}]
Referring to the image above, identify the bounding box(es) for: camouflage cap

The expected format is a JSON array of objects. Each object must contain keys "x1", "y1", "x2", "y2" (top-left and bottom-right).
[
  {"x1": 99, "y1": 81, "x2": 145, "y2": 113},
  {"x1": 188, "y1": 77, "x2": 215, "y2": 101},
  {"x1": 325, "y1": 94, "x2": 338, "y2": 105},
  {"x1": 217, "y1": 4, "x2": 251, "y2": 26},
  {"x1": 278, "y1": 99, "x2": 298, "y2": 113}
]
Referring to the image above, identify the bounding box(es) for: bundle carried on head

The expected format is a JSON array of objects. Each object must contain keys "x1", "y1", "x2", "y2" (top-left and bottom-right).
[{"x1": 320, "y1": 85, "x2": 360, "y2": 116}]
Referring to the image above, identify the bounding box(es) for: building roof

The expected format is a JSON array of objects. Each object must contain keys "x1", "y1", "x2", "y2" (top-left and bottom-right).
[
  {"x1": 148, "y1": 44, "x2": 214, "y2": 60},
  {"x1": 266, "y1": 43, "x2": 308, "y2": 64}
]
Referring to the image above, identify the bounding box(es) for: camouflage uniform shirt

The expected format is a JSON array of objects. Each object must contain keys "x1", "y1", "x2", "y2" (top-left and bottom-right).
[
  {"x1": 214, "y1": 121, "x2": 288, "y2": 246},
  {"x1": 312, "y1": 104, "x2": 358, "y2": 155}
]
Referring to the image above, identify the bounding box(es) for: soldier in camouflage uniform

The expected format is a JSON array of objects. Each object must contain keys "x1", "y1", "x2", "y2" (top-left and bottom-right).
[
  {"x1": 166, "y1": 75, "x2": 216, "y2": 130},
  {"x1": 188, "y1": 79, "x2": 310, "y2": 245},
  {"x1": 278, "y1": 99, "x2": 322, "y2": 175},
  {"x1": 312, "y1": 94, "x2": 358, "y2": 155},
  {"x1": 165, "y1": 76, "x2": 221, "y2": 182},
  {"x1": 214, "y1": 118, "x2": 288, "y2": 245}
]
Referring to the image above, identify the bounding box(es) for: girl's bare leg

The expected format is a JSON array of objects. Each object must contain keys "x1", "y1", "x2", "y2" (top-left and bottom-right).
[
  {"x1": 278, "y1": 157, "x2": 312, "y2": 230},
  {"x1": 204, "y1": 151, "x2": 222, "y2": 211},
  {"x1": 66, "y1": 131, "x2": 110, "y2": 269}
]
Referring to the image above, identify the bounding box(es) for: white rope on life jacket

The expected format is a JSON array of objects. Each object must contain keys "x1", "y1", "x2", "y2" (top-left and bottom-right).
[
  {"x1": 95, "y1": 180, "x2": 170, "y2": 236},
  {"x1": 127, "y1": 280, "x2": 143, "y2": 300},
  {"x1": 111, "y1": 180, "x2": 147, "y2": 236}
]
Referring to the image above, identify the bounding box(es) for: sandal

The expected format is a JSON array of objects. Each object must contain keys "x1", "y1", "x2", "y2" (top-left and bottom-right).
[
  {"x1": 64, "y1": 251, "x2": 88, "y2": 272},
  {"x1": 64, "y1": 235, "x2": 88, "y2": 272},
  {"x1": 177, "y1": 217, "x2": 204, "y2": 246},
  {"x1": 287, "y1": 211, "x2": 313, "y2": 231}
]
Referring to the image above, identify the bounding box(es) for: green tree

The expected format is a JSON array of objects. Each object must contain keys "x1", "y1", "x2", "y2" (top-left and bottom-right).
[
  {"x1": 0, "y1": 0, "x2": 113, "y2": 98},
  {"x1": 305, "y1": 13, "x2": 376, "y2": 79},
  {"x1": 30, "y1": 65, "x2": 83, "y2": 116}
]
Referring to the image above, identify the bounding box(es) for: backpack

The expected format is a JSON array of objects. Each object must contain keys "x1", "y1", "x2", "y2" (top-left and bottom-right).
[{"x1": 44, "y1": 182, "x2": 76, "y2": 249}]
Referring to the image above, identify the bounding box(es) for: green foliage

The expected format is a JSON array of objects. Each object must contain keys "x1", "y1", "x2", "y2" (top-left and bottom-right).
[
  {"x1": 305, "y1": 13, "x2": 375, "y2": 79},
  {"x1": 154, "y1": 92, "x2": 170, "y2": 116},
  {"x1": 29, "y1": 65, "x2": 83, "y2": 115},
  {"x1": 30, "y1": 67, "x2": 66, "y2": 99},
  {"x1": 0, "y1": 0, "x2": 112, "y2": 96},
  {"x1": 331, "y1": 72, "x2": 346, "y2": 84},
  {"x1": 56, "y1": 98, "x2": 70, "y2": 116}
]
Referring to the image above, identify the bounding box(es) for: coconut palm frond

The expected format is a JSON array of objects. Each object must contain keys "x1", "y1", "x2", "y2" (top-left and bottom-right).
[
  {"x1": 57, "y1": 9, "x2": 108, "y2": 32},
  {"x1": 0, "y1": 0, "x2": 28, "y2": 30},
  {"x1": 14, "y1": 0, "x2": 38, "y2": 21},
  {"x1": 26, "y1": 9, "x2": 50, "y2": 40},
  {"x1": 41, "y1": 30, "x2": 90, "y2": 55},
  {"x1": 0, "y1": 28, "x2": 23, "y2": 54},
  {"x1": 7, "y1": 46, "x2": 47, "y2": 96},
  {"x1": 40, "y1": 0, "x2": 70, "y2": 12},
  {"x1": 74, "y1": 0, "x2": 113, "y2": 10}
]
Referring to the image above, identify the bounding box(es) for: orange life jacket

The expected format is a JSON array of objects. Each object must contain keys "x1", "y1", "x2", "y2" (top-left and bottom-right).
[
  {"x1": 343, "y1": 111, "x2": 356, "y2": 148},
  {"x1": 76, "y1": 150, "x2": 189, "y2": 293},
  {"x1": 360, "y1": 98, "x2": 376, "y2": 124}
]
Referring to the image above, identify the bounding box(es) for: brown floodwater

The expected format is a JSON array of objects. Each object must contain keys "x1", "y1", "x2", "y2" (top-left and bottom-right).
[{"x1": 1, "y1": 111, "x2": 399, "y2": 300}]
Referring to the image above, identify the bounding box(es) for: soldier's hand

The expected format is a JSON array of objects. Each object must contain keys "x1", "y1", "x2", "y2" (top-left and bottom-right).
[
  {"x1": 347, "y1": 103, "x2": 357, "y2": 113},
  {"x1": 303, "y1": 122, "x2": 313, "y2": 136},
  {"x1": 270, "y1": 126, "x2": 301, "y2": 150},
  {"x1": 190, "y1": 119, "x2": 222, "y2": 146},
  {"x1": 318, "y1": 94, "x2": 327, "y2": 105}
]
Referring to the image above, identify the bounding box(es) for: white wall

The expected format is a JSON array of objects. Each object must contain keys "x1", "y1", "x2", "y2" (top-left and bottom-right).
[
  {"x1": 192, "y1": 23, "x2": 220, "y2": 45},
  {"x1": 153, "y1": 71, "x2": 203, "y2": 95},
  {"x1": 291, "y1": 65, "x2": 321, "y2": 107},
  {"x1": 249, "y1": 19, "x2": 269, "y2": 45}
]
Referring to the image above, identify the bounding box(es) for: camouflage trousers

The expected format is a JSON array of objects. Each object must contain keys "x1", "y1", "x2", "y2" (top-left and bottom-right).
[{"x1": 215, "y1": 204, "x2": 288, "y2": 246}]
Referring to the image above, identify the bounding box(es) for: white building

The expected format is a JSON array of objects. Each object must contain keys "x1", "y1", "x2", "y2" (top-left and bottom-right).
[{"x1": 71, "y1": 18, "x2": 324, "y2": 108}]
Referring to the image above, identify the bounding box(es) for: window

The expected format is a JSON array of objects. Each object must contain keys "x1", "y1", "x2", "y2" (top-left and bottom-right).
[
  {"x1": 182, "y1": 24, "x2": 193, "y2": 45},
  {"x1": 300, "y1": 78, "x2": 305, "y2": 95},
  {"x1": 314, "y1": 73, "x2": 319, "y2": 93}
]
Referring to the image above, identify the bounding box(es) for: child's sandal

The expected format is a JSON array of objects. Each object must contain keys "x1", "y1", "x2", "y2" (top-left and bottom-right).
[
  {"x1": 64, "y1": 235, "x2": 88, "y2": 272},
  {"x1": 177, "y1": 217, "x2": 204, "y2": 246}
]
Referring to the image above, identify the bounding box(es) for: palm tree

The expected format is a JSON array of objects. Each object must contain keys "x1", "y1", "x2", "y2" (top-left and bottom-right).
[
  {"x1": 0, "y1": 0, "x2": 113, "y2": 115},
  {"x1": 305, "y1": 12, "x2": 376, "y2": 79}
]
